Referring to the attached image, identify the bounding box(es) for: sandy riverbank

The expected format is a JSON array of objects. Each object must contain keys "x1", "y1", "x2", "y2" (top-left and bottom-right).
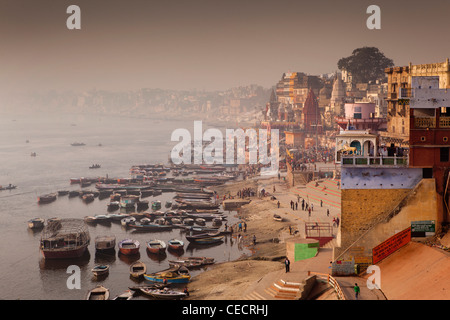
[{"x1": 186, "y1": 176, "x2": 299, "y2": 300}]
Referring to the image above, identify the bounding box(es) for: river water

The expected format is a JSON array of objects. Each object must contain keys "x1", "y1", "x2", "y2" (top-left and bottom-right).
[{"x1": 0, "y1": 113, "x2": 249, "y2": 300}]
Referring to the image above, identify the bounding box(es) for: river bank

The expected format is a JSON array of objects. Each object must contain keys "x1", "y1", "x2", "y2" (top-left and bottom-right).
[{"x1": 186, "y1": 176, "x2": 299, "y2": 300}]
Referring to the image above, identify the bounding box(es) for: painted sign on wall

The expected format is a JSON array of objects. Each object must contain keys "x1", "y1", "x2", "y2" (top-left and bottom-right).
[
  {"x1": 411, "y1": 220, "x2": 435, "y2": 237},
  {"x1": 372, "y1": 227, "x2": 411, "y2": 264},
  {"x1": 332, "y1": 258, "x2": 355, "y2": 276}
]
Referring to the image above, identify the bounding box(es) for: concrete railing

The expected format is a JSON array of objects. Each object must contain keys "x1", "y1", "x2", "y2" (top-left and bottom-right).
[{"x1": 341, "y1": 155, "x2": 408, "y2": 167}]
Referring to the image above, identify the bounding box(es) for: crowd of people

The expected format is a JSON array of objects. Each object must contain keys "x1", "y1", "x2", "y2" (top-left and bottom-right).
[{"x1": 286, "y1": 145, "x2": 335, "y2": 171}]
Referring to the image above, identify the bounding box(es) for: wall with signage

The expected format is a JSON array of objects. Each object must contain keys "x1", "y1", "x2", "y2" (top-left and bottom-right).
[{"x1": 372, "y1": 227, "x2": 411, "y2": 264}]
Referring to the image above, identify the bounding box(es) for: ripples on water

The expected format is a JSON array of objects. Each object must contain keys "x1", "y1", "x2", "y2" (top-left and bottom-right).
[{"x1": 0, "y1": 113, "x2": 249, "y2": 300}]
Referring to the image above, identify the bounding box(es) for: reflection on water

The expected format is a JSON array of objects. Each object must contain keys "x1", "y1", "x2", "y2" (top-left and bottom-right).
[{"x1": 0, "y1": 114, "x2": 249, "y2": 299}]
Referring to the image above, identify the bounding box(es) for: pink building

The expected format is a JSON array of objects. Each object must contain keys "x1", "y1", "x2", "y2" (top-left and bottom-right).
[{"x1": 336, "y1": 102, "x2": 387, "y2": 132}]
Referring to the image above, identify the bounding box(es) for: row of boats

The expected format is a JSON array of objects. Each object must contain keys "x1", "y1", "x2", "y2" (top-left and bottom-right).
[{"x1": 34, "y1": 217, "x2": 228, "y2": 259}]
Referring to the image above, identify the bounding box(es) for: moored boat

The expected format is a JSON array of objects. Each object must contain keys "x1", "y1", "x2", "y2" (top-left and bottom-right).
[
  {"x1": 91, "y1": 265, "x2": 110, "y2": 277},
  {"x1": 118, "y1": 239, "x2": 140, "y2": 255},
  {"x1": 107, "y1": 201, "x2": 120, "y2": 211},
  {"x1": 40, "y1": 218, "x2": 90, "y2": 259},
  {"x1": 140, "y1": 287, "x2": 187, "y2": 300},
  {"x1": 95, "y1": 235, "x2": 116, "y2": 251},
  {"x1": 167, "y1": 239, "x2": 184, "y2": 251},
  {"x1": 130, "y1": 260, "x2": 147, "y2": 278},
  {"x1": 86, "y1": 285, "x2": 109, "y2": 300},
  {"x1": 38, "y1": 193, "x2": 57, "y2": 204},
  {"x1": 151, "y1": 200, "x2": 162, "y2": 210},
  {"x1": 185, "y1": 232, "x2": 224, "y2": 245},
  {"x1": 112, "y1": 290, "x2": 134, "y2": 300},
  {"x1": 82, "y1": 193, "x2": 95, "y2": 203},
  {"x1": 143, "y1": 269, "x2": 190, "y2": 284},
  {"x1": 28, "y1": 217, "x2": 45, "y2": 229},
  {"x1": 146, "y1": 240, "x2": 167, "y2": 254},
  {"x1": 121, "y1": 216, "x2": 136, "y2": 227}
]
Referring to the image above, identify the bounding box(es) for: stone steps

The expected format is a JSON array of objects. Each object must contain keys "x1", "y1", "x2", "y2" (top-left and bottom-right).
[{"x1": 264, "y1": 279, "x2": 302, "y2": 300}]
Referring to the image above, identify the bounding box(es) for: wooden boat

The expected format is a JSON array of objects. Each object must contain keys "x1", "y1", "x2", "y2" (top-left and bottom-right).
[
  {"x1": 40, "y1": 218, "x2": 90, "y2": 259},
  {"x1": 94, "y1": 215, "x2": 111, "y2": 223},
  {"x1": 71, "y1": 142, "x2": 86, "y2": 146},
  {"x1": 146, "y1": 240, "x2": 167, "y2": 254},
  {"x1": 112, "y1": 290, "x2": 134, "y2": 300},
  {"x1": 68, "y1": 190, "x2": 80, "y2": 198},
  {"x1": 110, "y1": 193, "x2": 121, "y2": 201},
  {"x1": 89, "y1": 164, "x2": 101, "y2": 169},
  {"x1": 57, "y1": 190, "x2": 69, "y2": 196},
  {"x1": 137, "y1": 200, "x2": 149, "y2": 210},
  {"x1": 130, "y1": 260, "x2": 147, "y2": 278},
  {"x1": 91, "y1": 264, "x2": 110, "y2": 277},
  {"x1": 143, "y1": 269, "x2": 190, "y2": 284},
  {"x1": 28, "y1": 217, "x2": 45, "y2": 229},
  {"x1": 185, "y1": 232, "x2": 224, "y2": 244},
  {"x1": 0, "y1": 184, "x2": 16, "y2": 191},
  {"x1": 84, "y1": 216, "x2": 97, "y2": 224},
  {"x1": 273, "y1": 214, "x2": 283, "y2": 222},
  {"x1": 151, "y1": 200, "x2": 162, "y2": 210},
  {"x1": 121, "y1": 216, "x2": 136, "y2": 226},
  {"x1": 182, "y1": 218, "x2": 194, "y2": 226},
  {"x1": 118, "y1": 239, "x2": 140, "y2": 255},
  {"x1": 107, "y1": 201, "x2": 120, "y2": 211},
  {"x1": 194, "y1": 218, "x2": 206, "y2": 226},
  {"x1": 212, "y1": 218, "x2": 223, "y2": 226},
  {"x1": 168, "y1": 257, "x2": 214, "y2": 269},
  {"x1": 120, "y1": 195, "x2": 139, "y2": 208},
  {"x1": 86, "y1": 285, "x2": 109, "y2": 300},
  {"x1": 128, "y1": 221, "x2": 173, "y2": 232},
  {"x1": 186, "y1": 213, "x2": 226, "y2": 221},
  {"x1": 38, "y1": 193, "x2": 57, "y2": 204},
  {"x1": 95, "y1": 235, "x2": 116, "y2": 251},
  {"x1": 183, "y1": 225, "x2": 220, "y2": 234},
  {"x1": 168, "y1": 239, "x2": 184, "y2": 251},
  {"x1": 140, "y1": 287, "x2": 187, "y2": 300},
  {"x1": 82, "y1": 193, "x2": 95, "y2": 203}
]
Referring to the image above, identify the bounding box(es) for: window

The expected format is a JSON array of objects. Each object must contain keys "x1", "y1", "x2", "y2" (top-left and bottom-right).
[
  {"x1": 423, "y1": 168, "x2": 433, "y2": 178},
  {"x1": 440, "y1": 147, "x2": 450, "y2": 162},
  {"x1": 354, "y1": 113, "x2": 362, "y2": 119}
]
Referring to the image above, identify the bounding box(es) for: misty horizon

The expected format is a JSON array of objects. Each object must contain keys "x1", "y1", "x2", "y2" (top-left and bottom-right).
[{"x1": 1, "y1": 0, "x2": 450, "y2": 100}]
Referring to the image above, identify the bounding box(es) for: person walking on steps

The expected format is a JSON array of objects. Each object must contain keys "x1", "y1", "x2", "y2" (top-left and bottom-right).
[{"x1": 354, "y1": 283, "x2": 360, "y2": 300}]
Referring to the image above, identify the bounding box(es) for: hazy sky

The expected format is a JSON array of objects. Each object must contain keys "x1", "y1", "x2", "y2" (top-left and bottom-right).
[{"x1": 1, "y1": 0, "x2": 450, "y2": 95}]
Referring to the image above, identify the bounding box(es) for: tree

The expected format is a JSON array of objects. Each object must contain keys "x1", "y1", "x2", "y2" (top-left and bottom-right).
[{"x1": 337, "y1": 47, "x2": 394, "y2": 83}]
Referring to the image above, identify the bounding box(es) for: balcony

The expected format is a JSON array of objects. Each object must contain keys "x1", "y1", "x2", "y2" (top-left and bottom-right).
[
  {"x1": 440, "y1": 117, "x2": 450, "y2": 128},
  {"x1": 342, "y1": 155, "x2": 409, "y2": 167},
  {"x1": 398, "y1": 88, "x2": 413, "y2": 99},
  {"x1": 414, "y1": 117, "x2": 436, "y2": 128}
]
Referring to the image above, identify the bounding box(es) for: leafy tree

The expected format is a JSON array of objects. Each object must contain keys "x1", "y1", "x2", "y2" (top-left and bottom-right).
[{"x1": 338, "y1": 47, "x2": 394, "y2": 83}]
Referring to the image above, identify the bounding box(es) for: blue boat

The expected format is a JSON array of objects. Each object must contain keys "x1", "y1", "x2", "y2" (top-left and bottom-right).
[{"x1": 143, "y1": 270, "x2": 190, "y2": 284}]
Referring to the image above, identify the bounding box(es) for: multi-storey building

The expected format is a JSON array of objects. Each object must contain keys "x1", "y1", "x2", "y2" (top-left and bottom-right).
[{"x1": 383, "y1": 59, "x2": 450, "y2": 147}]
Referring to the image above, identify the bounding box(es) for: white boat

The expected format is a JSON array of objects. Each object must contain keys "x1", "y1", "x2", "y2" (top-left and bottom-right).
[
  {"x1": 86, "y1": 285, "x2": 110, "y2": 300},
  {"x1": 121, "y1": 216, "x2": 136, "y2": 226},
  {"x1": 91, "y1": 265, "x2": 110, "y2": 277},
  {"x1": 95, "y1": 235, "x2": 116, "y2": 251},
  {"x1": 130, "y1": 261, "x2": 147, "y2": 278},
  {"x1": 112, "y1": 290, "x2": 134, "y2": 300}
]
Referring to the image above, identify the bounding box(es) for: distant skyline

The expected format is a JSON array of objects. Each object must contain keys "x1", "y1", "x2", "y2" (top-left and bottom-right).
[{"x1": 1, "y1": 0, "x2": 450, "y2": 98}]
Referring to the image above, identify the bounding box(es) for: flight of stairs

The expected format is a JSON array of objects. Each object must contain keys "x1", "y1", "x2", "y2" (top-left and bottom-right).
[{"x1": 264, "y1": 280, "x2": 302, "y2": 300}]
